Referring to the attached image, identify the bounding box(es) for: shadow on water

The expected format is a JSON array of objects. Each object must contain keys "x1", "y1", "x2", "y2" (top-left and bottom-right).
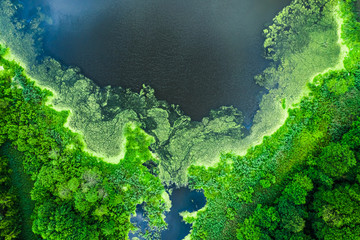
[
  {"x1": 19, "y1": 0, "x2": 291, "y2": 123},
  {"x1": 130, "y1": 187, "x2": 206, "y2": 240},
  {"x1": 0, "y1": 142, "x2": 36, "y2": 240}
]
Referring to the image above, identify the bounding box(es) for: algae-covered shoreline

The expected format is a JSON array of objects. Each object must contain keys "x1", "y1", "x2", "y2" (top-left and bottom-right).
[
  {"x1": 0, "y1": 0, "x2": 343, "y2": 186},
  {"x1": 1, "y1": 0, "x2": 360, "y2": 239}
]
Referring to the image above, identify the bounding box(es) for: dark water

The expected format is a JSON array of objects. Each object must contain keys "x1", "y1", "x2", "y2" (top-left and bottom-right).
[
  {"x1": 21, "y1": 0, "x2": 290, "y2": 122},
  {"x1": 19, "y1": 1, "x2": 291, "y2": 238},
  {"x1": 161, "y1": 187, "x2": 206, "y2": 240},
  {"x1": 0, "y1": 143, "x2": 36, "y2": 240},
  {"x1": 130, "y1": 187, "x2": 206, "y2": 240}
]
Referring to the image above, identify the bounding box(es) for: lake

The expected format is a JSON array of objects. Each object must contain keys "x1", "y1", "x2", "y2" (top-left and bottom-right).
[
  {"x1": 21, "y1": 0, "x2": 290, "y2": 123},
  {"x1": 19, "y1": 0, "x2": 291, "y2": 238}
]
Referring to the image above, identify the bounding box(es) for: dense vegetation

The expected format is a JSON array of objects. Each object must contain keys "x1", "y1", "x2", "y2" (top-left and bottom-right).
[
  {"x1": 0, "y1": 155, "x2": 21, "y2": 240},
  {"x1": 1, "y1": 0, "x2": 360, "y2": 239},
  {"x1": 0, "y1": 47, "x2": 169, "y2": 238},
  {"x1": 186, "y1": 0, "x2": 360, "y2": 239},
  {"x1": 242, "y1": 0, "x2": 342, "y2": 154}
]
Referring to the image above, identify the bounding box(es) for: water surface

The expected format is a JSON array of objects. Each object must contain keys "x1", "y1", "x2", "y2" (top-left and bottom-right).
[
  {"x1": 19, "y1": 1, "x2": 292, "y2": 238},
  {"x1": 130, "y1": 187, "x2": 206, "y2": 240},
  {"x1": 0, "y1": 143, "x2": 36, "y2": 240},
  {"x1": 22, "y1": 0, "x2": 290, "y2": 122}
]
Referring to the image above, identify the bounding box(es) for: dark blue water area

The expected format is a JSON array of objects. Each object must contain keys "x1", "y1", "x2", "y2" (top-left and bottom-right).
[
  {"x1": 129, "y1": 203, "x2": 149, "y2": 239},
  {"x1": 17, "y1": 0, "x2": 291, "y2": 124},
  {"x1": 129, "y1": 187, "x2": 206, "y2": 240},
  {"x1": 14, "y1": 2, "x2": 288, "y2": 238}
]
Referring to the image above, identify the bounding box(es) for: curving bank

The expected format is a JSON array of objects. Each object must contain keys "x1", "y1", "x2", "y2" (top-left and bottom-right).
[
  {"x1": 0, "y1": 0, "x2": 360, "y2": 239},
  {"x1": 186, "y1": 0, "x2": 360, "y2": 239}
]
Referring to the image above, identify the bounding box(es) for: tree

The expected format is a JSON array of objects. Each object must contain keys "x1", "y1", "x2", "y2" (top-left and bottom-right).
[
  {"x1": 0, "y1": 157, "x2": 21, "y2": 240},
  {"x1": 317, "y1": 142, "x2": 356, "y2": 178},
  {"x1": 342, "y1": 119, "x2": 360, "y2": 150},
  {"x1": 237, "y1": 204, "x2": 280, "y2": 240},
  {"x1": 313, "y1": 183, "x2": 360, "y2": 239},
  {"x1": 283, "y1": 174, "x2": 313, "y2": 205},
  {"x1": 277, "y1": 198, "x2": 307, "y2": 234}
]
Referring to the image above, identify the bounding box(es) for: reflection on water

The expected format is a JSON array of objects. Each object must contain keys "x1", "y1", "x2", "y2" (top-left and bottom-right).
[
  {"x1": 20, "y1": 0, "x2": 290, "y2": 123},
  {"x1": 130, "y1": 187, "x2": 206, "y2": 240},
  {"x1": 161, "y1": 187, "x2": 206, "y2": 240},
  {"x1": 129, "y1": 204, "x2": 149, "y2": 240}
]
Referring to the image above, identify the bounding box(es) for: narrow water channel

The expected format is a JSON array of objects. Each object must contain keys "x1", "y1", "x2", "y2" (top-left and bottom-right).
[
  {"x1": 0, "y1": 142, "x2": 36, "y2": 240},
  {"x1": 130, "y1": 187, "x2": 206, "y2": 240}
]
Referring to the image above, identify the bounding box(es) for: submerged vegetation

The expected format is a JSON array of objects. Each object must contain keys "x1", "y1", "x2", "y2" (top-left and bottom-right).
[{"x1": 0, "y1": 0, "x2": 360, "y2": 239}]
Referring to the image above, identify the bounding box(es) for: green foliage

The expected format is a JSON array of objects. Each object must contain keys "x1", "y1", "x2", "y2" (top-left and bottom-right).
[
  {"x1": 283, "y1": 174, "x2": 313, "y2": 205},
  {"x1": 260, "y1": 173, "x2": 276, "y2": 189},
  {"x1": 342, "y1": 118, "x2": 360, "y2": 150},
  {"x1": 237, "y1": 217, "x2": 262, "y2": 240},
  {"x1": 312, "y1": 183, "x2": 360, "y2": 239},
  {"x1": 237, "y1": 204, "x2": 280, "y2": 240},
  {"x1": 317, "y1": 142, "x2": 356, "y2": 178},
  {"x1": 0, "y1": 156, "x2": 21, "y2": 240},
  {"x1": 67, "y1": 178, "x2": 80, "y2": 192},
  {"x1": 0, "y1": 44, "x2": 168, "y2": 239},
  {"x1": 237, "y1": 187, "x2": 254, "y2": 204},
  {"x1": 0, "y1": 0, "x2": 359, "y2": 239}
]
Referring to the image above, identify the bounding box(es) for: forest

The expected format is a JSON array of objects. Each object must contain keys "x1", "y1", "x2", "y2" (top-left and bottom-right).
[
  {"x1": 0, "y1": 47, "x2": 170, "y2": 239},
  {"x1": 0, "y1": 0, "x2": 360, "y2": 239}
]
